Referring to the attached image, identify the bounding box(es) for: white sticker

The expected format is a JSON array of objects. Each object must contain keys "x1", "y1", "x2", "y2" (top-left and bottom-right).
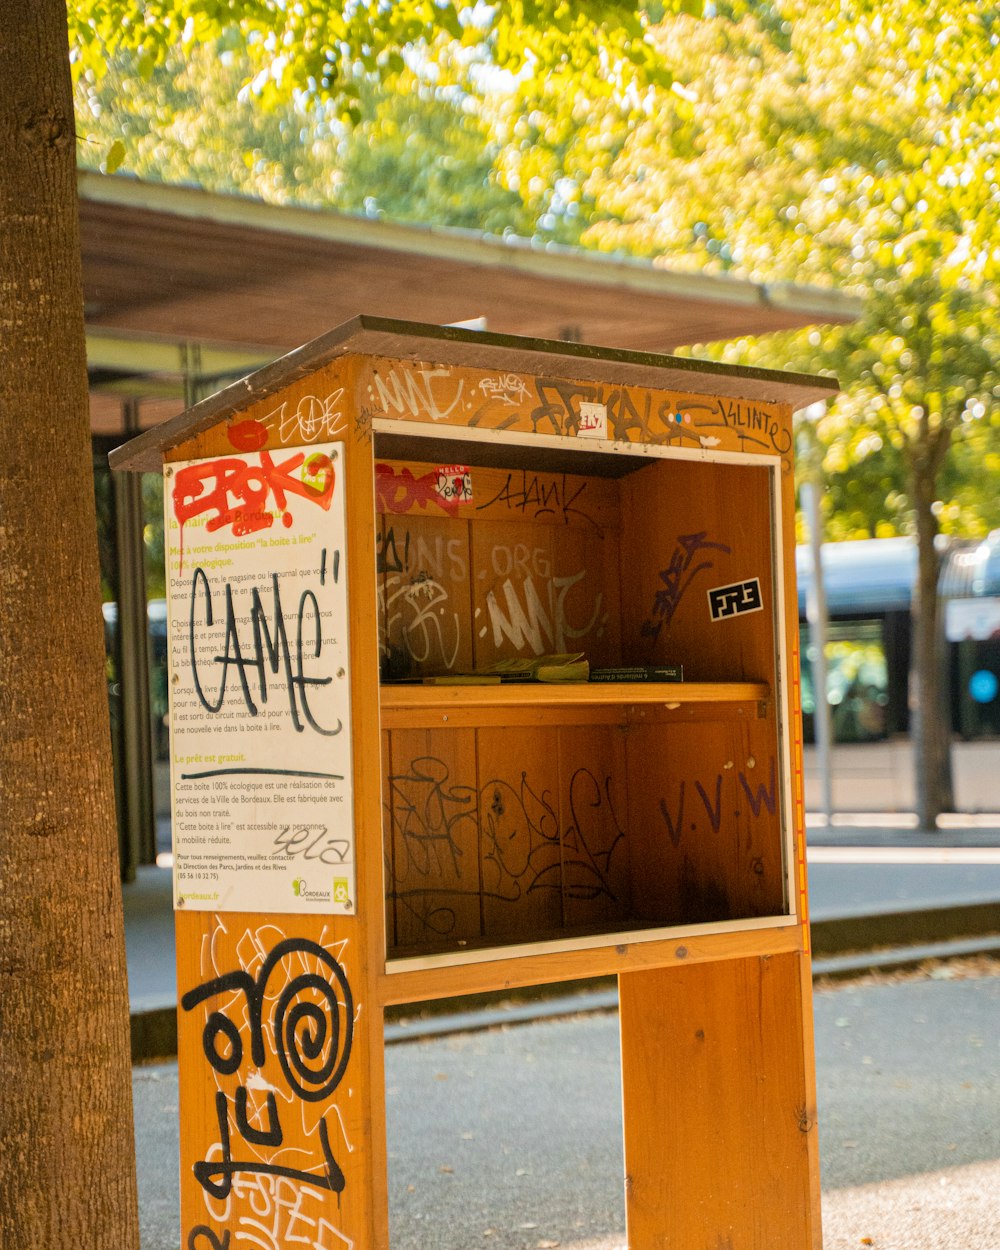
[
  {"x1": 708, "y1": 578, "x2": 764, "y2": 621},
  {"x1": 578, "y1": 402, "x2": 608, "y2": 439}
]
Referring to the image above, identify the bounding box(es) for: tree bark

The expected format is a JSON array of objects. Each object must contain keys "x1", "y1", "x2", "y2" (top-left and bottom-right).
[
  {"x1": 0, "y1": 4, "x2": 140, "y2": 1246},
  {"x1": 909, "y1": 448, "x2": 953, "y2": 833}
]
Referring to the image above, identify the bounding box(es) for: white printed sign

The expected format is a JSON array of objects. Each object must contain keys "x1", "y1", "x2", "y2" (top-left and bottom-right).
[{"x1": 164, "y1": 442, "x2": 354, "y2": 914}]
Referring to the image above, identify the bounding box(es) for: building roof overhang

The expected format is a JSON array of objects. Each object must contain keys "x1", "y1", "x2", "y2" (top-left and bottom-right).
[{"x1": 81, "y1": 172, "x2": 856, "y2": 435}]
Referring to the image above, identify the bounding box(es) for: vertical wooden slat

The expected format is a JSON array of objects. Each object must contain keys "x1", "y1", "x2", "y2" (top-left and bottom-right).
[
  {"x1": 476, "y1": 726, "x2": 564, "y2": 943},
  {"x1": 624, "y1": 715, "x2": 785, "y2": 929},
  {"x1": 379, "y1": 513, "x2": 475, "y2": 678},
  {"x1": 384, "y1": 727, "x2": 481, "y2": 953},
  {"x1": 556, "y1": 725, "x2": 632, "y2": 931}
]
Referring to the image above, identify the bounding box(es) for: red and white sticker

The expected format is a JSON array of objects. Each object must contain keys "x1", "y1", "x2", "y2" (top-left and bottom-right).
[
  {"x1": 578, "y1": 401, "x2": 608, "y2": 439},
  {"x1": 435, "y1": 465, "x2": 473, "y2": 505}
]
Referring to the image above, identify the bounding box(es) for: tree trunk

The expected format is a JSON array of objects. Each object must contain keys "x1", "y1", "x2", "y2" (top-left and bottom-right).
[
  {"x1": 0, "y1": 5, "x2": 140, "y2": 1247},
  {"x1": 910, "y1": 458, "x2": 953, "y2": 833}
]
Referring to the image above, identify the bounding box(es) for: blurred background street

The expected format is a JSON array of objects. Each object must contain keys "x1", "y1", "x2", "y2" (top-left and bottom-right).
[{"x1": 132, "y1": 957, "x2": 1000, "y2": 1250}]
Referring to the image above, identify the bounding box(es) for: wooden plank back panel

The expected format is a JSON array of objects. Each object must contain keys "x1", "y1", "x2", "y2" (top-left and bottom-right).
[
  {"x1": 477, "y1": 726, "x2": 564, "y2": 942},
  {"x1": 377, "y1": 512, "x2": 474, "y2": 679},
  {"x1": 375, "y1": 459, "x2": 621, "y2": 675},
  {"x1": 383, "y1": 727, "x2": 481, "y2": 954},
  {"x1": 624, "y1": 715, "x2": 785, "y2": 927},
  {"x1": 619, "y1": 953, "x2": 819, "y2": 1250},
  {"x1": 470, "y1": 517, "x2": 619, "y2": 670},
  {"x1": 381, "y1": 727, "x2": 395, "y2": 950},
  {"x1": 555, "y1": 725, "x2": 632, "y2": 930},
  {"x1": 619, "y1": 458, "x2": 775, "y2": 682},
  {"x1": 468, "y1": 463, "x2": 621, "y2": 533}
]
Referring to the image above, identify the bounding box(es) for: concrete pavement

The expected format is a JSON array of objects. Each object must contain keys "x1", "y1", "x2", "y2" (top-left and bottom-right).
[{"x1": 131, "y1": 968, "x2": 1000, "y2": 1250}]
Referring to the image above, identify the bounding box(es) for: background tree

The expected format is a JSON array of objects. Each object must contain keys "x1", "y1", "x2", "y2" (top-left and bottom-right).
[
  {"x1": 75, "y1": 41, "x2": 536, "y2": 236},
  {"x1": 575, "y1": 0, "x2": 1000, "y2": 829}
]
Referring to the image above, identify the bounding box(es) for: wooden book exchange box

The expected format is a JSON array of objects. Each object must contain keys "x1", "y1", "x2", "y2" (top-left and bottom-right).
[{"x1": 112, "y1": 317, "x2": 837, "y2": 1249}]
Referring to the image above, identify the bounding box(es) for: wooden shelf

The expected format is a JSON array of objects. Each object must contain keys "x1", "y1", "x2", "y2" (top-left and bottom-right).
[
  {"x1": 379, "y1": 919, "x2": 804, "y2": 1005},
  {"x1": 380, "y1": 680, "x2": 770, "y2": 729}
]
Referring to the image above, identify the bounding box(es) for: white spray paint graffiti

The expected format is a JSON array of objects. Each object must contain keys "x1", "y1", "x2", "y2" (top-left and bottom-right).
[
  {"x1": 369, "y1": 367, "x2": 464, "y2": 423},
  {"x1": 260, "y1": 391, "x2": 347, "y2": 445}
]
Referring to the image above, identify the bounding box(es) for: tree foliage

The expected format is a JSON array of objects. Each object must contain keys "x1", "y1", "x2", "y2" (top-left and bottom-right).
[
  {"x1": 584, "y1": 0, "x2": 1000, "y2": 826},
  {"x1": 70, "y1": 0, "x2": 1000, "y2": 825},
  {"x1": 68, "y1": 1, "x2": 683, "y2": 124},
  {"x1": 578, "y1": 1, "x2": 1000, "y2": 539}
]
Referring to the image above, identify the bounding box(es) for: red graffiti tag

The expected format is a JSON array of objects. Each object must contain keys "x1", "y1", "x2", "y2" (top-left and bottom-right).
[
  {"x1": 374, "y1": 463, "x2": 466, "y2": 516},
  {"x1": 173, "y1": 451, "x2": 335, "y2": 567},
  {"x1": 226, "y1": 419, "x2": 269, "y2": 453}
]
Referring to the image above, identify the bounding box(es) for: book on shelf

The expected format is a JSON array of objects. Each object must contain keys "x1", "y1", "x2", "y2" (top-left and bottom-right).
[
  {"x1": 588, "y1": 664, "x2": 684, "y2": 683},
  {"x1": 419, "y1": 653, "x2": 590, "y2": 685}
]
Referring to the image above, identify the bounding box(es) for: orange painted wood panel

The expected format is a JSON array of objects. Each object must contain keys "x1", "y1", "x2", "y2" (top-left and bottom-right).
[
  {"x1": 176, "y1": 907, "x2": 380, "y2": 1250},
  {"x1": 166, "y1": 359, "x2": 392, "y2": 1248},
  {"x1": 619, "y1": 953, "x2": 820, "y2": 1250}
]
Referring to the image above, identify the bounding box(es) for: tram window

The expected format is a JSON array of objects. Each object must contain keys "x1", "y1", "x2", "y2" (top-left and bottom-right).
[{"x1": 800, "y1": 620, "x2": 890, "y2": 744}]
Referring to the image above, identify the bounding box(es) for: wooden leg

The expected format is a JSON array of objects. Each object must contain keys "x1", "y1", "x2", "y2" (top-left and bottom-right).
[{"x1": 619, "y1": 952, "x2": 821, "y2": 1249}]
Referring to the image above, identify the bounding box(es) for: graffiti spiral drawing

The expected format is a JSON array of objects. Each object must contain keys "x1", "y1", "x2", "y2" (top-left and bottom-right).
[{"x1": 181, "y1": 929, "x2": 358, "y2": 1247}]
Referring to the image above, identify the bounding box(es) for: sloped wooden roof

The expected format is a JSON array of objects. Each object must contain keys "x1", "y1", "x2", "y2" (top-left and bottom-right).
[{"x1": 111, "y1": 314, "x2": 839, "y2": 473}]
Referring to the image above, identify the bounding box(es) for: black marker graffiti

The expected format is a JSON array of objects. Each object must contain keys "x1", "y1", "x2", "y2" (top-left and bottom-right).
[
  {"x1": 377, "y1": 525, "x2": 410, "y2": 575},
  {"x1": 386, "y1": 757, "x2": 623, "y2": 940},
  {"x1": 188, "y1": 552, "x2": 342, "y2": 736},
  {"x1": 181, "y1": 938, "x2": 354, "y2": 1202},
  {"x1": 530, "y1": 377, "x2": 599, "y2": 435},
  {"x1": 188, "y1": 1227, "x2": 231, "y2": 1250},
  {"x1": 694, "y1": 398, "x2": 793, "y2": 456},
  {"x1": 180, "y1": 767, "x2": 343, "y2": 780},
  {"x1": 642, "y1": 532, "x2": 732, "y2": 642},
  {"x1": 477, "y1": 471, "x2": 601, "y2": 532},
  {"x1": 273, "y1": 823, "x2": 351, "y2": 865},
  {"x1": 195, "y1": 1091, "x2": 345, "y2": 1201}
]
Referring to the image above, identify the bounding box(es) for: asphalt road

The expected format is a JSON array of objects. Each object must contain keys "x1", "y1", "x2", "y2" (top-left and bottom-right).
[{"x1": 132, "y1": 965, "x2": 1000, "y2": 1250}]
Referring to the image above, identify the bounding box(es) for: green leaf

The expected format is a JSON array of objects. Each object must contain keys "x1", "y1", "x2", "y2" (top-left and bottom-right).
[{"x1": 104, "y1": 138, "x2": 127, "y2": 174}]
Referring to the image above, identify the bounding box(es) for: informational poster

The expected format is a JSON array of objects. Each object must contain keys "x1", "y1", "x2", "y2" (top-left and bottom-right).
[{"x1": 164, "y1": 442, "x2": 354, "y2": 914}]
